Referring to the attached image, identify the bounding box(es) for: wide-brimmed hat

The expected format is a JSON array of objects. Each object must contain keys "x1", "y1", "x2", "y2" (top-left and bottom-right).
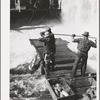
[{"x1": 82, "y1": 32, "x2": 90, "y2": 37}]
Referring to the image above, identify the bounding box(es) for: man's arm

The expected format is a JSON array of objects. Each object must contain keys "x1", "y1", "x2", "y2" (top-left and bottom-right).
[
  {"x1": 91, "y1": 40, "x2": 97, "y2": 48},
  {"x1": 71, "y1": 34, "x2": 80, "y2": 42},
  {"x1": 40, "y1": 32, "x2": 45, "y2": 37},
  {"x1": 71, "y1": 34, "x2": 75, "y2": 42},
  {"x1": 39, "y1": 37, "x2": 50, "y2": 42}
]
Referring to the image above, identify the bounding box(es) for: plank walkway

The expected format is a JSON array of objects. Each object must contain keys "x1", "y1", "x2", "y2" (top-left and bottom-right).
[
  {"x1": 30, "y1": 38, "x2": 76, "y2": 64},
  {"x1": 29, "y1": 38, "x2": 88, "y2": 78},
  {"x1": 30, "y1": 38, "x2": 96, "y2": 100}
]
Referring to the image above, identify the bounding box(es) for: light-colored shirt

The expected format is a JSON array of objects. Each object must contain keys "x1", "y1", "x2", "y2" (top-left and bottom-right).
[{"x1": 73, "y1": 38, "x2": 96, "y2": 53}]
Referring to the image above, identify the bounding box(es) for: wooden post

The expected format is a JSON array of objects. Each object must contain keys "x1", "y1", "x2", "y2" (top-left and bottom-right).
[
  {"x1": 18, "y1": 0, "x2": 21, "y2": 12},
  {"x1": 15, "y1": 0, "x2": 21, "y2": 12},
  {"x1": 59, "y1": 0, "x2": 62, "y2": 10}
]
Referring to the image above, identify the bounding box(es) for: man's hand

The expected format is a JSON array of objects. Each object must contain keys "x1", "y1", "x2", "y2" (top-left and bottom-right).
[
  {"x1": 71, "y1": 34, "x2": 75, "y2": 42},
  {"x1": 40, "y1": 32, "x2": 45, "y2": 37},
  {"x1": 72, "y1": 34, "x2": 76, "y2": 37},
  {"x1": 95, "y1": 39, "x2": 97, "y2": 43}
]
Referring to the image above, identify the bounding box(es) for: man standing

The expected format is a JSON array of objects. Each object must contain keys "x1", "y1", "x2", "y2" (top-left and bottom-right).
[
  {"x1": 39, "y1": 28, "x2": 56, "y2": 75},
  {"x1": 71, "y1": 32, "x2": 97, "y2": 77}
]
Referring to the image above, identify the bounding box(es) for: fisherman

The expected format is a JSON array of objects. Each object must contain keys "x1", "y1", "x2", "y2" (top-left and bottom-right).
[
  {"x1": 39, "y1": 28, "x2": 56, "y2": 75},
  {"x1": 71, "y1": 32, "x2": 97, "y2": 77}
]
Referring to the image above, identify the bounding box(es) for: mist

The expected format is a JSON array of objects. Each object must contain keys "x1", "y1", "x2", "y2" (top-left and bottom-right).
[{"x1": 10, "y1": 0, "x2": 98, "y2": 71}]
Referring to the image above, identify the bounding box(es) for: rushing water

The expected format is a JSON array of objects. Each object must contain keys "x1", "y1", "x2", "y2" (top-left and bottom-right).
[{"x1": 10, "y1": 0, "x2": 98, "y2": 72}]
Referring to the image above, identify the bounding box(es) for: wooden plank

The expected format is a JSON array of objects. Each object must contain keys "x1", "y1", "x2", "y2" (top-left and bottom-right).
[
  {"x1": 71, "y1": 76, "x2": 96, "y2": 89},
  {"x1": 29, "y1": 38, "x2": 76, "y2": 64},
  {"x1": 45, "y1": 79, "x2": 58, "y2": 100},
  {"x1": 29, "y1": 39, "x2": 43, "y2": 59},
  {"x1": 54, "y1": 34, "x2": 97, "y2": 39}
]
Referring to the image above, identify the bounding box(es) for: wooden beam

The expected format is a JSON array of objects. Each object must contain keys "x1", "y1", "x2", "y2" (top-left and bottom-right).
[{"x1": 54, "y1": 34, "x2": 97, "y2": 39}]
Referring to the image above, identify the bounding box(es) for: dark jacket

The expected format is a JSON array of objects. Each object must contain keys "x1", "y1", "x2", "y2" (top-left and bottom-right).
[{"x1": 39, "y1": 34, "x2": 56, "y2": 54}]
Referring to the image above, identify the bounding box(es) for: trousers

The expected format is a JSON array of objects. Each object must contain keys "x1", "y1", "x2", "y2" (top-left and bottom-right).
[
  {"x1": 44, "y1": 52, "x2": 55, "y2": 74},
  {"x1": 72, "y1": 51, "x2": 88, "y2": 77}
]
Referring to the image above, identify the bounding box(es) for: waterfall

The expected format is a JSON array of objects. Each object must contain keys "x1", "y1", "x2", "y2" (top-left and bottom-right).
[{"x1": 10, "y1": 0, "x2": 98, "y2": 69}]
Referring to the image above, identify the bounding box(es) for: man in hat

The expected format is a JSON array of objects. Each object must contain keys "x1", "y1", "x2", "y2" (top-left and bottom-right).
[
  {"x1": 71, "y1": 32, "x2": 97, "y2": 77},
  {"x1": 39, "y1": 28, "x2": 56, "y2": 75}
]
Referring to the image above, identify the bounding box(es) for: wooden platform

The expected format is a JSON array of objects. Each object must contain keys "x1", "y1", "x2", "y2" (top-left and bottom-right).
[
  {"x1": 29, "y1": 38, "x2": 83, "y2": 78},
  {"x1": 29, "y1": 38, "x2": 96, "y2": 100},
  {"x1": 29, "y1": 38, "x2": 76, "y2": 64}
]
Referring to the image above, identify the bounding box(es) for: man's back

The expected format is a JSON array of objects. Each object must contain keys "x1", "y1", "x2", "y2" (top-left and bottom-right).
[{"x1": 73, "y1": 38, "x2": 96, "y2": 53}]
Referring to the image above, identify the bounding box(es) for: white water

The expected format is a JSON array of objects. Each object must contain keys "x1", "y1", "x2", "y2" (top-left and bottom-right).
[{"x1": 10, "y1": 0, "x2": 98, "y2": 72}]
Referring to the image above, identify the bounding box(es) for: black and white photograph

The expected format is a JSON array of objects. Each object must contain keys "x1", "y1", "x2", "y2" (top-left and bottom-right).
[{"x1": 1, "y1": 0, "x2": 99, "y2": 100}]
